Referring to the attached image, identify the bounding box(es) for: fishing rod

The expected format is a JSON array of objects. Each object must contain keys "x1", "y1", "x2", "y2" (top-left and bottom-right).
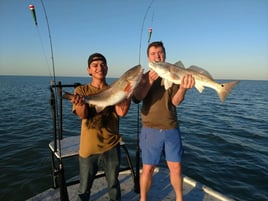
[
  {"x1": 135, "y1": 0, "x2": 155, "y2": 194},
  {"x1": 39, "y1": 1, "x2": 69, "y2": 200},
  {"x1": 29, "y1": 1, "x2": 69, "y2": 200}
]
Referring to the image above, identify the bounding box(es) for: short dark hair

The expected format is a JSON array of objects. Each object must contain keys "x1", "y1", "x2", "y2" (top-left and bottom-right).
[
  {"x1": 147, "y1": 41, "x2": 166, "y2": 57},
  {"x1": 88, "y1": 53, "x2": 107, "y2": 66}
]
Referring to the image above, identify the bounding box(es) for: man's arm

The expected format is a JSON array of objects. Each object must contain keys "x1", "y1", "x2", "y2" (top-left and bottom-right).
[
  {"x1": 71, "y1": 94, "x2": 88, "y2": 119},
  {"x1": 115, "y1": 98, "x2": 131, "y2": 117}
]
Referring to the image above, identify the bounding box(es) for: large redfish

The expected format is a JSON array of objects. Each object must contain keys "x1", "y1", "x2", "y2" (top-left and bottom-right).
[
  {"x1": 149, "y1": 61, "x2": 239, "y2": 102},
  {"x1": 63, "y1": 65, "x2": 143, "y2": 112}
]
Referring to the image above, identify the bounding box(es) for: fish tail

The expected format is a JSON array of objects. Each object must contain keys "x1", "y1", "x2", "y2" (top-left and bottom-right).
[
  {"x1": 217, "y1": 81, "x2": 240, "y2": 102},
  {"x1": 62, "y1": 91, "x2": 74, "y2": 100}
]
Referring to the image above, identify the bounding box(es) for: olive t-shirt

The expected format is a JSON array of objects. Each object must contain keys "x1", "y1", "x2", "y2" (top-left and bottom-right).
[
  {"x1": 73, "y1": 84, "x2": 121, "y2": 158},
  {"x1": 141, "y1": 78, "x2": 180, "y2": 130}
]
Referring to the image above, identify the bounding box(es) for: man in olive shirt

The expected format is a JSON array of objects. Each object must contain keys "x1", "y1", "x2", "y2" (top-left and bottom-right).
[
  {"x1": 133, "y1": 41, "x2": 195, "y2": 201},
  {"x1": 72, "y1": 53, "x2": 131, "y2": 201}
]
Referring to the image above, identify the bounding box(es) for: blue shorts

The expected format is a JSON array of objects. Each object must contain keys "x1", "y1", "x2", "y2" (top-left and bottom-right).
[{"x1": 139, "y1": 127, "x2": 183, "y2": 165}]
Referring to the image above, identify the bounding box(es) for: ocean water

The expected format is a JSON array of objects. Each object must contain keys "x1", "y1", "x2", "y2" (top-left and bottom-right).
[{"x1": 0, "y1": 75, "x2": 267, "y2": 201}]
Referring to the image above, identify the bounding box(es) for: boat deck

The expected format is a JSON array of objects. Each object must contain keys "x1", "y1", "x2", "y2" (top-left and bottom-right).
[
  {"x1": 27, "y1": 135, "x2": 233, "y2": 201},
  {"x1": 27, "y1": 168, "x2": 233, "y2": 201}
]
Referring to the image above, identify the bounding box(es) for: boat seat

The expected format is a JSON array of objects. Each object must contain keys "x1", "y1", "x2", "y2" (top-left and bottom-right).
[
  {"x1": 49, "y1": 136, "x2": 80, "y2": 159},
  {"x1": 49, "y1": 135, "x2": 135, "y2": 189}
]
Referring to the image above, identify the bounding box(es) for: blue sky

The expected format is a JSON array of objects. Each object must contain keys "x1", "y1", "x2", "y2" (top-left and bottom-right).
[{"x1": 0, "y1": 0, "x2": 267, "y2": 80}]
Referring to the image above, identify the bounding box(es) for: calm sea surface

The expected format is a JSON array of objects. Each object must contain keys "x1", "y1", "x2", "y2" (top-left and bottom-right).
[{"x1": 0, "y1": 75, "x2": 267, "y2": 201}]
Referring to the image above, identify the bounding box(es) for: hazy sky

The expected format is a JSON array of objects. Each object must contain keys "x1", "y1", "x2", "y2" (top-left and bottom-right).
[{"x1": 1, "y1": 0, "x2": 267, "y2": 80}]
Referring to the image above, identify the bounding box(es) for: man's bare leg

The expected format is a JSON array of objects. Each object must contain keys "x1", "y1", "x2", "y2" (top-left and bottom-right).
[
  {"x1": 139, "y1": 164, "x2": 155, "y2": 201},
  {"x1": 167, "y1": 161, "x2": 183, "y2": 201}
]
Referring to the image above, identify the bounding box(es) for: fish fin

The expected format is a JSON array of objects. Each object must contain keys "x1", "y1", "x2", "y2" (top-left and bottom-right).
[
  {"x1": 188, "y1": 65, "x2": 213, "y2": 79},
  {"x1": 161, "y1": 79, "x2": 173, "y2": 90},
  {"x1": 160, "y1": 79, "x2": 165, "y2": 86},
  {"x1": 124, "y1": 82, "x2": 132, "y2": 93},
  {"x1": 123, "y1": 82, "x2": 135, "y2": 99},
  {"x1": 217, "y1": 80, "x2": 240, "y2": 102},
  {"x1": 174, "y1": 61, "x2": 185, "y2": 68},
  {"x1": 195, "y1": 83, "x2": 205, "y2": 93}
]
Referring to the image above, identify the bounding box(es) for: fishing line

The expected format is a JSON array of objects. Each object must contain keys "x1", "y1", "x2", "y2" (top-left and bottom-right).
[
  {"x1": 28, "y1": 2, "x2": 52, "y2": 77},
  {"x1": 40, "y1": 0, "x2": 56, "y2": 85},
  {"x1": 138, "y1": 0, "x2": 155, "y2": 64},
  {"x1": 135, "y1": 0, "x2": 156, "y2": 194},
  {"x1": 147, "y1": 10, "x2": 154, "y2": 44},
  {"x1": 151, "y1": 9, "x2": 155, "y2": 26},
  {"x1": 29, "y1": 0, "x2": 62, "y2": 162},
  {"x1": 36, "y1": 28, "x2": 53, "y2": 77}
]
